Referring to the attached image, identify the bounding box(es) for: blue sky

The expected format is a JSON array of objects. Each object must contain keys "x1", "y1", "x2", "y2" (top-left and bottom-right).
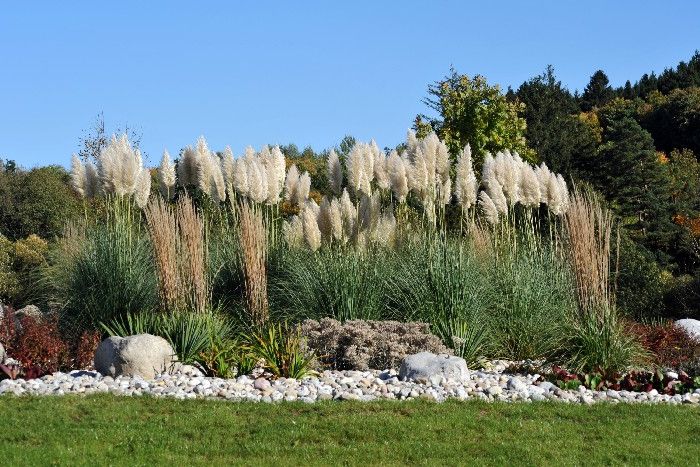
[{"x1": 2, "y1": 1, "x2": 699, "y2": 168}]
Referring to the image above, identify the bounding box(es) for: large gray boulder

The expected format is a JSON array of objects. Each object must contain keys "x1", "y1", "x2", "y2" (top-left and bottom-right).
[
  {"x1": 94, "y1": 334, "x2": 176, "y2": 379},
  {"x1": 399, "y1": 352, "x2": 469, "y2": 384},
  {"x1": 675, "y1": 319, "x2": 700, "y2": 341}
]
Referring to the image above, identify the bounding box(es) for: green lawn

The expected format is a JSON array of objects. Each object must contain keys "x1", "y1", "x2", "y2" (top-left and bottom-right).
[{"x1": 0, "y1": 395, "x2": 698, "y2": 466}]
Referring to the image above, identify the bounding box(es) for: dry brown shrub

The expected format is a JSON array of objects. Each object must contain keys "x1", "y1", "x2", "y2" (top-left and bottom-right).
[{"x1": 301, "y1": 318, "x2": 451, "y2": 371}]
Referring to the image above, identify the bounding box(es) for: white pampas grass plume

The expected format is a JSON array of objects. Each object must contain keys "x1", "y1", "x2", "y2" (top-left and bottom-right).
[
  {"x1": 177, "y1": 146, "x2": 197, "y2": 187},
  {"x1": 347, "y1": 142, "x2": 371, "y2": 195},
  {"x1": 373, "y1": 209, "x2": 396, "y2": 246},
  {"x1": 535, "y1": 162, "x2": 552, "y2": 204},
  {"x1": 406, "y1": 129, "x2": 419, "y2": 153},
  {"x1": 327, "y1": 149, "x2": 343, "y2": 195},
  {"x1": 269, "y1": 146, "x2": 286, "y2": 203},
  {"x1": 232, "y1": 157, "x2": 249, "y2": 197},
  {"x1": 439, "y1": 178, "x2": 452, "y2": 205},
  {"x1": 387, "y1": 150, "x2": 409, "y2": 203},
  {"x1": 284, "y1": 164, "x2": 299, "y2": 203},
  {"x1": 317, "y1": 196, "x2": 333, "y2": 242},
  {"x1": 479, "y1": 191, "x2": 499, "y2": 225},
  {"x1": 482, "y1": 157, "x2": 508, "y2": 214},
  {"x1": 454, "y1": 145, "x2": 478, "y2": 210},
  {"x1": 247, "y1": 157, "x2": 268, "y2": 204},
  {"x1": 547, "y1": 172, "x2": 565, "y2": 215},
  {"x1": 158, "y1": 150, "x2": 177, "y2": 199},
  {"x1": 556, "y1": 174, "x2": 570, "y2": 214},
  {"x1": 519, "y1": 164, "x2": 541, "y2": 207},
  {"x1": 259, "y1": 145, "x2": 282, "y2": 204},
  {"x1": 134, "y1": 169, "x2": 151, "y2": 208},
  {"x1": 408, "y1": 149, "x2": 428, "y2": 194},
  {"x1": 295, "y1": 171, "x2": 311, "y2": 205},
  {"x1": 98, "y1": 134, "x2": 143, "y2": 196},
  {"x1": 283, "y1": 215, "x2": 304, "y2": 248},
  {"x1": 358, "y1": 192, "x2": 381, "y2": 232},
  {"x1": 301, "y1": 201, "x2": 322, "y2": 252},
  {"x1": 329, "y1": 198, "x2": 343, "y2": 241},
  {"x1": 372, "y1": 144, "x2": 390, "y2": 190},
  {"x1": 85, "y1": 162, "x2": 101, "y2": 198},
  {"x1": 499, "y1": 152, "x2": 521, "y2": 206},
  {"x1": 435, "y1": 138, "x2": 451, "y2": 184},
  {"x1": 340, "y1": 188, "x2": 356, "y2": 241},
  {"x1": 221, "y1": 147, "x2": 235, "y2": 198},
  {"x1": 70, "y1": 154, "x2": 86, "y2": 197},
  {"x1": 210, "y1": 155, "x2": 226, "y2": 203},
  {"x1": 419, "y1": 132, "x2": 438, "y2": 189}
]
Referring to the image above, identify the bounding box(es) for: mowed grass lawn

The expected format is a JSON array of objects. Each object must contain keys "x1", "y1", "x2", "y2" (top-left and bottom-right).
[{"x1": 1, "y1": 395, "x2": 698, "y2": 466}]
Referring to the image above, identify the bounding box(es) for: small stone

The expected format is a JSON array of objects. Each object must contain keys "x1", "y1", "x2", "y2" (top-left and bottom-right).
[{"x1": 254, "y1": 378, "x2": 271, "y2": 390}]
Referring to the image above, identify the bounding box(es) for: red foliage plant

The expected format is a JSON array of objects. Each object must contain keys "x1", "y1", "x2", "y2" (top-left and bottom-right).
[
  {"x1": 10, "y1": 315, "x2": 70, "y2": 375},
  {"x1": 628, "y1": 321, "x2": 700, "y2": 369},
  {"x1": 73, "y1": 330, "x2": 102, "y2": 370}
]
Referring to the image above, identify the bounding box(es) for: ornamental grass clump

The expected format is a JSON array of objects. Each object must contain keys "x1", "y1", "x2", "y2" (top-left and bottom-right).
[
  {"x1": 560, "y1": 190, "x2": 647, "y2": 375},
  {"x1": 237, "y1": 201, "x2": 269, "y2": 327}
]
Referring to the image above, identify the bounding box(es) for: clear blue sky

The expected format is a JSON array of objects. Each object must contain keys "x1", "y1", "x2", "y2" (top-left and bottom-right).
[{"x1": 2, "y1": 1, "x2": 699, "y2": 168}]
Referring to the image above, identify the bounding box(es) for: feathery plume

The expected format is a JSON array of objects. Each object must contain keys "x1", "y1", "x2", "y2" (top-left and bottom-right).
[
  {"x1": 454, "y1": 144, "x2": 478, "y2": 209},
  {"x1": 479, "y1": 191, "x2": 499, "y2": 225},
  {"x1": 547, "y1": 172, "x2": 565, "y2": 215},
  {"x1": 85, "y1": 162, "x2": 100, "y2": 198},
  {"x1": 519, "y1": 164, "x2": 541, "y2": 207},
  {"x1": 329, "y1": 197, "x2": 343, "y2": 241},
  {"x1": 221, "y1": 147, "x2": 235, "y2": 198},
  {"x1": 134, "y1": 169, "x2": 151, "y2": 208},
  {"x1": 535, "y1": 162, "x2": 552, "y2": 204},
  {"x1": 327, "y1": 149, "x2": 343, "y2": 195},
  {"x1": 284, "y1": 164, "x2": 299, "y2": 203},
  {"x1": 70, "y1": 154, "x2": 86, "y2": 197},
  {"x1": 232, "y1": 157, "x2": 249, "y2": 197},
  {"x1": 439, "y1": 178, "x2": 452, "y2": 205},
  {"x1": 283, "y1": 215, "x2": 304, "y2": 248},
  {"x1": 372, "y1": 144, "x2": 390, "y2": 190},
  {"x1": 347, "y1": 142, "x2": 371, "y2": 195},
  {"x1": 98, "y1": 134, "x2": 143, "y2": 196},
  {"x1": 269, "y1": 146, "x2": 286, "y2": 203},
  {"x1": 247, "y1": 157, "x2": 268, "y2": 204},
  {"x1": 301, "y1": 201, "x2": 322, "y2": 252},
  {"x1": 317, "y1": 196, "x2": 333, "y2": 242},
  {"x1": 158, "y1": 150, "x2": 177, "y2": 199},
  {"x1": 373, "y1": 209, "x2": 397, "y2": 246},
  {"x1": 296, "y1": 171, "x2": 311, "y2": 205},
  {"x1": 387, "y1": 150, "x2": 409, "y2": 202},
  {"x1": 340, "y1": 188, "x2": 356, "y2": 242},
  {"x1": 177, "y1": 146, "x2": 198, "y2": 187},
  {"x1": 435, "y1": 138, "x2": 451, "y2": 184}
]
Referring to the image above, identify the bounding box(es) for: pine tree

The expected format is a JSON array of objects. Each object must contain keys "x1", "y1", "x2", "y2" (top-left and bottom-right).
[
  {"x1": 580, "y1": 70, "x2": 615, "y2": 111},
  {"x1": 517, "y1": 66, "x2": 597, "y2": 173},
  {"x1": 595, "y1": 117, "x2": 677, "y2": 262}
]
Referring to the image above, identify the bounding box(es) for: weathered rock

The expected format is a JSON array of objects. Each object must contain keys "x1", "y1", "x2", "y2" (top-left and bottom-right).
[
  {"x1": 94, "y1": 334, "x2": 176, "y2": 379},
  {"x1": 254, "y1": 378, "x2": 271, "y2": 390},
  {"x1": 675, "y1": 319, "x2": 700, "y2": 341},
  {"x1": 399, "y1": 352, "x2": 469, "y2": 383},
  {"x1": 15, "y1": 305, "x2": 43, "y2": 321}
]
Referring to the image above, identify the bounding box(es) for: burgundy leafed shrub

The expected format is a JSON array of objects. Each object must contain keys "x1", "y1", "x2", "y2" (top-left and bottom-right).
[
  {"x1": 11, "y1": 315, "x2": 70, "y2": 376},
  {"x1": 73, "y1": 330, "x2": 102, "y2": 369},
  {"x1": 628, "y1": 321, "x2": 700, "y2": 370}
]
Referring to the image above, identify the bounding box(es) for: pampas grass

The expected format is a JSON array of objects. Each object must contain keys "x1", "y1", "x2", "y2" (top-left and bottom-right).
[
  {"x1": 144, "y1": 197, "x2": 181, "y2": 312},
  {"x1": 327, "y1": 149, "x2": 343, "y2": 195},
  {"x1": 158, "y1": 150, "x2": 176, "y2": 199},
  {"x1": 177, "y1": 194, "x2": 208, "y2": 314}
]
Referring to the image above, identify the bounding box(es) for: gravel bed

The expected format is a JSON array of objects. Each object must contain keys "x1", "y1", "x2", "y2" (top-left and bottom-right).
[{"x1": 1, "y1": 362, "x2": 699, "y2": 405}]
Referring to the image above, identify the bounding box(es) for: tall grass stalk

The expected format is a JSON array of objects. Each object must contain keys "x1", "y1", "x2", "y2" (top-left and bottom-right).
[{"x1": 237, "y1": 200, "x2": 269, "y2": 327}]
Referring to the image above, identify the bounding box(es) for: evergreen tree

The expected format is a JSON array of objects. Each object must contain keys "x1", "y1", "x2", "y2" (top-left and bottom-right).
[
  {"x1": 516, "y1": 66, "x2": 597, "y2": 173},
  {"x1": 594, "y1": 117, "x2": 677, "y2": 263},
  {"x1": 580, "y1": 70, "x2": 615, "y2": 111}
]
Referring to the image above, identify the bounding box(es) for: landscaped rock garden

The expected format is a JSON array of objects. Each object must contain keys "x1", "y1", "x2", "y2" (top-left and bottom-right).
[{"x1": 2, "y1": 337, "x2": 699, "y2": 405}]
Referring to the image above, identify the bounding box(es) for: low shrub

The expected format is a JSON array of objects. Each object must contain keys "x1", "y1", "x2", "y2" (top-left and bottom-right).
[
  {"x1": 73, "y1": 330, "x2": 102, "y2": 369},
  {"x1": 301, "y1": 318, "x2": 450, "y2": 371},
  {"x1": 629, "y1": 321, "x2": 700, "y2": 372},
  {"x1": 8, "y1": 315, "x2": 70, "y2": 376}
]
